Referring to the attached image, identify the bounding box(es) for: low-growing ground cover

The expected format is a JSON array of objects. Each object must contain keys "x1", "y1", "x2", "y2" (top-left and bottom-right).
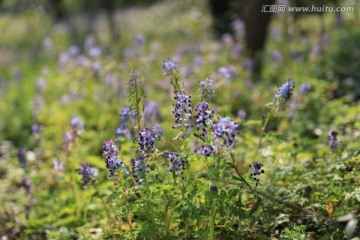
[{"x1": 0, "y1": 1, "x2": 359, "y2": 239}]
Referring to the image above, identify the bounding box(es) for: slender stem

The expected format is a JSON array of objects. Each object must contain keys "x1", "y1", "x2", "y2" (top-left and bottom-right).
[
  {"x1": 164, "y1": 196, "x2": 170, "y2": 238},
  {"x1": 253, "y1": 114, "x2": 271, "y2": 162},
  {"x1": 95, "y1": 185, "x2": 111, "y2": 225},
  {"x1": 208, "y1": 193, "x2": 217, "y2": 240}
]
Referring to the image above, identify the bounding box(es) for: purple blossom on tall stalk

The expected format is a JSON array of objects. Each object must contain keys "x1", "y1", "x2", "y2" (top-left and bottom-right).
[
  {"x1": 151, "y1": 124, "x2": 163, "y2": 141},
  {"x1": 31, "y1": 121, "x2": 42, "y2": 141},
  {"x1": 249, "y1": 162, "x2": 264, "y2": 184},
  {"x1": 218, "y1": 66, "x2": 236, "y2": 80},
  {"x1": 194, "y1": 102, "x2": 214, "y2": 138},
  {"x1": 194, "y1": 145, "x2": 214, "y2": 157},
  {"x1": 52, "y1": 158, "x2": 64, "y2": 171},
  {"x1": 137, "y1": 127, "x2": 158, "y2": 154},
  {"x1": 78, "y1": 163, "x2": 97, "y2": 185},
  {"x1": 162, "y1": 59, "x2": 177, "y2": 76},
  {"x1": 131, "y1": 153, "x2": 149, "y2": 189},
  {"x1": 115, "y1": 105, "x2": 135, "y2": 141},
  {"x1": 288, "y1": 83, "x2": 311, "y2": 118},
  {"x1": 102, "y1": 140, "x2": 129, "y2": 175},
  {"x1": 274, "y1": 79, "x2": 295, "y2": 110},
  {"x1": 63, "y1": 131, "x2": 74, "y2": 151},
  {"x1": 211, "y1": 117, "x2": 239, "y2": 150},
  {"x1": 328, "y1": 131, "x2": 340, "y2": 153},
  {"x1": 172, "y1": 90, "x2": 193, "y2": 130},
  {"x1": 70, "y1": 117, "x2": 84, "y2": 135},
  {"x1": 119, "y1": 105, "x2": 135, "y2": 128},
  {"x1": 200, "y1": 77, "x2": 214, "y2": 101},
  {"x1": 162, "y1": 151, "x2": 185, "y2": 178},
  {"x1": 17, "y1": 148, "x2": 26, "y2": 169},
  {"x1": 144, "y1": 101, "x2": 161, "y2": 124},
  {"x1": 114, "y1": 127, "x2": 132, "y2": 142},
  {"x1": 133, "y1": 34, "x2": 145, "y2": 49},
  {"x1": 299, "y1": 83, "x2": 311, "y2": 94}
]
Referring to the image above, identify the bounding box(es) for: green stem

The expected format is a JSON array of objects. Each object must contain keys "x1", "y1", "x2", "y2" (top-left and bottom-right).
[
  {"x1": 164, "y1": 196, "x2": 170, "y2": 238},
  {"x1": 71, "y1": 168, "x2": 81, "y2": 219},
  {"x1": 95, "y1": 185, "x2": 111, "y2": 225},
  {"x1": 253, "y1": 113, "x2": 271, "y2": 162},
  {"x1": 208, "y1": 193, "x2": 217, "y2": 240}
]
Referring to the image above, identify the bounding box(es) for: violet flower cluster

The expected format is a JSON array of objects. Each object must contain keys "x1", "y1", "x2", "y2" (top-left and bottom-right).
[
  {"x1": 78, "y1": 163, "x2": 97, "y2": 185},
  {"x1": 194, "y1": 102, "x2": 214, "y2": 138},
  {"x1": 102, "y1": 140, "x2": 129, "y2": 175},
  {"x1": 274, "y1": 79, "x2": 295, "y2": 109},
  {"x1": 115, "y1": 105, "x2": 134, "y2": 141},
  {"x1": 151, "y1": 124, "x2": 163, "y2": 141},
  {"x1": 172, "y1": 90, "x2": 193, "y2": 130},
  {"x1": 137, "y1": 127, "x2": 158, "y2": 154},
  {"x1": 249, "y1": 162, "x2": 264, "y2": 184},
  {"x1": 162, "y1": 59, "x2": 177, "y2": 76},
  {"x1": 328, "y1": 131, "x2": 340, "y2": 153},
  {"x1": 194, "y1": 145, "x2": 214, "y2": 157},
  {"x1": 200, "y1": 77, "x2": 214, "y2": 101},
  {"x1": 162, "y1": 150, "x2": 186, "y2": 178},
  {"x1": 131, "y1": 153, "x2": 149, "y2": 189},
  {"x1": 63, "y1": 117, "x2": 84, "y2": 151},
  {"x1": 70, "y1": 117, "x2": 85, "y2": 135},
  {"x1": 211, "y1": 117, "x2": 239, "y2": 150},
  {"x1": 17, "y1": 148, "x2": 26, "y2": 169}
]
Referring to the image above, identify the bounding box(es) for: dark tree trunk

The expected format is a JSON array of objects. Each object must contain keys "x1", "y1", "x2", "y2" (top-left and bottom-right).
[
  {"x1": 208, "y1": 0, "x2": 234, "y2": 37},
  {"x1": 207, "y1": 0, "x2": 275, "y2": 78},
  {"x1": 243, "y1": 0, "x2": 275, "y2": 76},
  {"x1": 101, "y1": 0, "x2": 119, "y2": 41},
  {"x1": 243, "y1": 0, "x2": 275, "y2": 58},
  {"x1": 49, "y1": 0, "x2": 66, "y2": 22}
]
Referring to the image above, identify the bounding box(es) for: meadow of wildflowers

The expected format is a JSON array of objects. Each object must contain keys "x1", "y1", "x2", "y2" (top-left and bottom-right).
[{"x1": 0, "y1": 0, "x2": 359, "y2": 239}]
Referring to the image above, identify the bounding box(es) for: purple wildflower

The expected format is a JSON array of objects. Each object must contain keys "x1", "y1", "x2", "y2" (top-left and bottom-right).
[
  {"x1": 194, "y1": 102, "x2": 214, "y2": 138},
  {"x1": 31, "y1": 121, "x2": 42, "y2": 141},
  {"x1": 102, "y1": 140, "x2": 129, "y2": 175},
  {"x1": 249, "y1": 162, "x2": 264, "y2": 184},
  {"x1": 133, "y1": 34, "x2": 145, "y2": 48},
  {"x1": 52, "y1": 158, "x2": 64, "y2": 171},
  {"x1": 162, "y1": 151, "x2": 185, "y2": 178},
  {"x1": 115, "y1": 105, "x2": 135, "y2": 141},
  {"x1": 304, "y1": 185, "x2": 313, "y2": 197},
  {"x1": 114, "y1": 127, "x2": 132, "y2": 142},
  {"x1": 23, "y1": 176, "x2": 32, "y2": 195},
  {"x1": 151, "y1": 124, "x2": 163, "y2": 140},
  {"x1": 102, "y1": 140, "x2": 119, "y2": 157},
  {"x1": 172, "y1": 90, "x2": 193, "y2": 130},
  {"x1": 70, "y1": 117, "x2": 84, "y2": 134},
  {"x1": 194, "y1": 145, "x2": 214, "y2": 157},
  {"x1": 78, "y1": 163, "x2": 97, "y2": 185},
  {"x1": 119, "y1": 105, "x2": 135, "y2": 129},
  {"x1": 218, "y1": 66, "x2": 236, "y2": 80},
  {"x1": 328, "y1": 131, "x2": 340, "y2": 153},
  {"x1": 212, "y1": 117, "x2": 239, "y2": 150},
  {"x1": 162, "y1": 59, "x2": 177, "y2": 76},
  {"x1": 63, "y1": 131, "x2": 74, "y2": 151},
  {"x1": 200, "y1": 77, "x2": 215, "y2": 101},
  {"x1": 17, "y1": 148, "x2": 26, "y2": 169},
  {"x1": 137, "y1": 127, "x2": 158, "y2": 154},
  {"x1": 274, "y1": 79, "x2": 295, "y2": 109},
  {"x1": 144, "y1": 101, "x2": 161, "y2": 124},
  {"x1": 299, "y1": 83, "x2": 311, "y2": 95},
  {"x1": 131, "y1": 153, "x2": 149, "y2": 189}
]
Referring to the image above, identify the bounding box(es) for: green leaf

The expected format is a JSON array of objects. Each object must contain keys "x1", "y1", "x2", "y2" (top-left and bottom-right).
[
  {"x1": 243, "y1": 120, "x2": 262, "y2": 126},
  {"x1": 265, "y1": 133, "x2": 288, "y2": 143},
  {"x1": 249, "y1": 197, "x2": 262, "y2": 216}
]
